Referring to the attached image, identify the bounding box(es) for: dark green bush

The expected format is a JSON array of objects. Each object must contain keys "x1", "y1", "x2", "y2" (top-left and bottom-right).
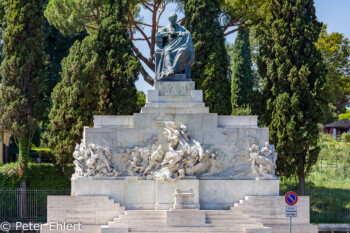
[
  {"x1": 341, "y1": 133, "x2": 350, "y2": 143},
  {"x1": 35, "y1": 148, "x2": 56, "y2": 163},
  {"x1": 0, "y1": 162, "x2": 74, "y2": 189}
]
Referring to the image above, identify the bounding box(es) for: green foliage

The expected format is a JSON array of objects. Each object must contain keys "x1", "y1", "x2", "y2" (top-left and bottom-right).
[
  {"x1": 0, "y1": 162, "x2": 73, "y2": 189},
  {"x1": 0, "y1": 0, "x2": 9, "y2": 69},
  {"x1": 0, "y1": 162, "x2": 21, "y2": 188},
  {"x1": 341, "y1": 133, "x2": 350, "y2": 144},
  {"x1": 136, "y1": 91, "x2": 146, "y2": 111},
  {"x1": 316, "y1": 25, "x2": 350, "y2": 115},
  {"x1": 184, "y1": 0, "x2": 231, "y2": 115},
  {"x1": 47, "y1": 1, "x2": 142, "y2": 164},
  {"x1": 219, "y1": 0, "x2": 268, "y2": 29},
  {"x1": 339, "y1": 109, "x2": 350, "y2": 120},
  {"x1": 280, "y1": 133, "x2": 350, "y2": 223},
  {"x1": 0, "y1": 0, "x2": 49, "y2": 170},
  {"x1": 96, "y1": 0, "x2": 141, "y2": 115},
  {"x1": 256, "y1": 0, "x2": 327, "y2": 194},
  {"x1": 231, "y1": 104, "x2": 252, "y2": 116},
  {"x1": 229, "y1": 29, "x2": 254, "y2": 113},
  {"x1": 44, "y1": 0, "x2": 109, "y2": 36},
  {"x1": 47, "y1": 35, "x2": 99, "y2": 164},
  {"x1": 34, "y1": 148, "x2": 56, "y2": 163},
  {"x1": 25, "y1": 163, "x2": 73, "y2": 189}
]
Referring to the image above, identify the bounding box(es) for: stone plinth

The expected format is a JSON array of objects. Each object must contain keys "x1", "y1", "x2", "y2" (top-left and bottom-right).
[
  {"x1": 174, "y1": 189, "x2": 196, "y2": 209},
  {"x1": 165, "y1": 209, "x2": 206, "y2": 226},
  {"x1": 71, "y1": 177, "x2": 279, "y2": 210}
]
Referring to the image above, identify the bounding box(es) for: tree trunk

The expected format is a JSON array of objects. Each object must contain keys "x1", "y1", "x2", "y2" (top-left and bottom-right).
[
  {"x1": 298, "y1": 169, "x2": 306, "y2": 196},
  {"x1": 18, "y1": 135, "x2": 30, "y2": 170},
  {"x1": 20, "y1": 181, "x2": 27, "y2": 220}
]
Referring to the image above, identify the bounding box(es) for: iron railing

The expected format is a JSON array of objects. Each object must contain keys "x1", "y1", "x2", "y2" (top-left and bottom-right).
[
  {"x1": 0, "y1": 188, "x2": 70, "y2": 223},
  {"x1": 0, "y1": 188, "x2": 349, "y2": 224}
]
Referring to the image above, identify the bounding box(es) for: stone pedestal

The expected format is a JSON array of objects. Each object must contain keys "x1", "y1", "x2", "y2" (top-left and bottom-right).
[
  {"x1": 165, "y1": 209, "x2": 205, "y2": 226},
  {"x1": 174, "y1": 189, "x2": 196, "y2": 209},
  {"x1": 155, "y1": 178, "x2": 199, "y2": 210}
]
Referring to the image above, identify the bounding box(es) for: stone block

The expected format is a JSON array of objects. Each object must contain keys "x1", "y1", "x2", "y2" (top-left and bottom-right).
[
  {"x1": 218, "y1": 115, "x2": 258, "y2": 128},
  {"x1": 174, "y1": 189, "x2": 196, "y2": 209},
  {"x1": 146, "y1": 90, "x2": 159, "y2": 103},
  {"x1": 191, "y1": 90, "x2": 203, "y2": 103},
  {"x1": 199, "y1": 179, "x2": 280, "y2": 210},
  {"x1": 165, "y1": 209, "x2": 205, "y2": 226},
  {"x1": 156, "y1": 178, "x2": 199, "y2": 210},
  {"x1": 93, "y1": 115, "x2": 134, "y2": 128},
  {"x1": 155, "y1": 81, "x2": 195, "y2": 96}
]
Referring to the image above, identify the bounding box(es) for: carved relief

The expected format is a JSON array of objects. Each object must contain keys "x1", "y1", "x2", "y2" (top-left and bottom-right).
[
  {"x1": 73, "y1": 122, "x2": 278, "y2": 182},
  {"x1": 249, "y1": 142, "x2": 277, "y2": 178}
]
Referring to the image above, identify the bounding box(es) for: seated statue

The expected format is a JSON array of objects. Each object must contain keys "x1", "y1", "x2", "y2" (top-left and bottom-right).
[{"x1": 155, "y1": 13, "x2": 195, "y2": 81}]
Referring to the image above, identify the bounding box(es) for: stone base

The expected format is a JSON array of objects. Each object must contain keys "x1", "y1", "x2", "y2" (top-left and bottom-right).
[
  {"x1": 71, "y1": 177, "x2": 279, "y2": 210},
  {"x1": 42, "y1": 195, "x2": 317, "y2": 233},
  {"x1": 165, "y1": 209, "x2": 205, "y2": 226},
  {"x1": 157, "y1": 74, "x2": 189, "y2": 82}
]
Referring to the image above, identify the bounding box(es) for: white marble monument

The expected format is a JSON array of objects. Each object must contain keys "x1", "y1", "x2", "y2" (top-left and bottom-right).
[{"x1": 42, "y1": 81, "x2": 317, "y2": 233}]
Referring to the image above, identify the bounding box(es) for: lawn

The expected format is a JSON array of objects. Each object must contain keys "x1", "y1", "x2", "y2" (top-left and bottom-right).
[{"x1": 280, "y1": 134, "x2": 350, "y2": 223}]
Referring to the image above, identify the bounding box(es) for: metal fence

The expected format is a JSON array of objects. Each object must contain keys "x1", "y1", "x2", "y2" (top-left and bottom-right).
[
  {"x1": 309, "y1": 190, "x2": 350, "y2": 224},
  {"x1": 0, "y1": 188, "x2": 349, "y2": 224},
  {"x1": 0, "y1": 188, "x2": 70, "y2": 223}
]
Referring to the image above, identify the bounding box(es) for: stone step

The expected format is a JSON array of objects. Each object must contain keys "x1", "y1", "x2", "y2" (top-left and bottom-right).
[
  {"x1": 206, "y1": 214, "x2": 250, "y2": 219},
  {"x1": 108, "y1": 221, "x2": 167, "y2": 227},
  {"x1": 141, "y1": 107, "x2": 210, "y2": 114},
  {"x1": 128, "y1": 226, "x2": 243, "y2": 232},
  {"x1": 125, "y1": 210, "x2": 166, "y2": 215},
  {"x1": 206, "y1": 218, "x2": 260, "y2": 224},
  {"x1": 145, "y1": 102, "x2": 205, "y2": 108},
  {"x1": 111, "y1": 217, "x2": 166, "y2": 222},
  {"x1": 158, "y1": 96, "x2": 193, "y2": 102}
]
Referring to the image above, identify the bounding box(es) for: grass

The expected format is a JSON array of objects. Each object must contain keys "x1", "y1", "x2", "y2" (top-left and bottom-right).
[{"x1": 279, "y1": 134, "x2": 350, "y2": 223}]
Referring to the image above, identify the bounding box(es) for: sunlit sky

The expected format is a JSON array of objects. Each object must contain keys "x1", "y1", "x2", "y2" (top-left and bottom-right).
[{"x1": 135, "y1": 0, "x2": 350, "y2": 94}]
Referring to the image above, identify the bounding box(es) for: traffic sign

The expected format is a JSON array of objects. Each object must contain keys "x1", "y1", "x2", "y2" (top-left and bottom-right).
[
  {"x1": 285, "y1": 191, "x2": 298, "y2": 206},
  {"x1": 286, "y1": 205, "x2": 297, "y2": 218},
  {"x1": 286, "y1": 211, "x2": 297, "y2": 217},
  {"x1": 286, "y1": 206, "x2": 297, "y2": 212}
]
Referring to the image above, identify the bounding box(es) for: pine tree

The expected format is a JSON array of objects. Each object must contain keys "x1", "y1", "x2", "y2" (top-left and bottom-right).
[
  {"x1": 47, "y1": 36, "x2": 99, "y2": 164},
  {"x1": 0, "y1": 0, "x2": 48, "y2": 169},
  {"x1": 230, "y1": 29, "x2": 254, "y2": 113},
  {"x1": 184, "y1": 0, "x2": 231, "y2": 115},
  {"x1": 256, "y1": 0, "x2": 327, "y2": 195},
  {"x1": 96, "y1": 0, "x2": 141, "y2": 115}
]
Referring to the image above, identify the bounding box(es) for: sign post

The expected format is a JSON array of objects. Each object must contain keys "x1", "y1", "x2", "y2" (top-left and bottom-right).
[{"x1": 285, "y1": 191, "x2": 298, "y2": 233}]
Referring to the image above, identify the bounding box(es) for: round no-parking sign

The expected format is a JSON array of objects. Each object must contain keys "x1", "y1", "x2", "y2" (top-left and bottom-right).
[{"x1": 285, "y1": 191, "x2": 298, "y2": 206}]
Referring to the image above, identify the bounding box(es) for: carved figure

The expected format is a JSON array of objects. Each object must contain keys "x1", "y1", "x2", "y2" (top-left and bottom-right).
[
  {"x1": 72, "y1": 142, "x2": 121, "y2": 178},
  {"x1": 155, "y1": 13, "x2": 195, "y2": 80},
  {"x1": 72, "y1": 122, "x2": 278, "y2": 182},
  {"x1": 249, "y1": 143, "x2": 277, "y2": 178}
]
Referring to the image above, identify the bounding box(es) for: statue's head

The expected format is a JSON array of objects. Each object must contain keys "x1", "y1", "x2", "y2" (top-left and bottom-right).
[{"x1": 168, "y1": 13, "x2": 178, "y2": 25}]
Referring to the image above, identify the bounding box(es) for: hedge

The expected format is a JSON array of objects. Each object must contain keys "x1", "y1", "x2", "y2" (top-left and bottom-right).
[{"x1": 0, "y1": 162, "x2": 74, "y2": 189}]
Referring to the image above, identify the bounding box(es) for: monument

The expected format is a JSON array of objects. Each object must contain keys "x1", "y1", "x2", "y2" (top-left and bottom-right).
[
  {"x1": 155, "y1": 13, "x2": 195, "y2": 81},
  {"x1": 42, "y1": 13, "x2": 317, "y2": 233}
]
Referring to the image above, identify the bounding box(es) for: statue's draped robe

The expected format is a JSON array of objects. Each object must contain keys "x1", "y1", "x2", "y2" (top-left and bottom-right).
[{"x1": 155, "y1": 24, "x2": 195, "y2": 80}]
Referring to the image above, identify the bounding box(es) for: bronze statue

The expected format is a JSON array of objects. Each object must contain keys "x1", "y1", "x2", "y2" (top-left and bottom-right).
[{"x1": 155, "y1": 13, "x2": 195, "y2": 81}]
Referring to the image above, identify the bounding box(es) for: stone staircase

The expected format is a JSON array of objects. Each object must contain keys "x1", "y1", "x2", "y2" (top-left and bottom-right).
[
  {"x1": 100, "y1": 209, "x2": 271, "y2": 233},
  {"x1": 230, "y1": 196, "x2": 318, "y2": 233}
]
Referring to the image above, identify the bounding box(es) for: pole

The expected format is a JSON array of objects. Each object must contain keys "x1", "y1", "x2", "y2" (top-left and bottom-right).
[{"x1": 289, "y1": 216, "x2": 292, "y2": 233}]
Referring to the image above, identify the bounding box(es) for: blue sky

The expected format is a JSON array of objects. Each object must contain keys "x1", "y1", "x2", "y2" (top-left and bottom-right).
[{"x1": 135, "y1": 1, "x2": 350, "y2": 94}]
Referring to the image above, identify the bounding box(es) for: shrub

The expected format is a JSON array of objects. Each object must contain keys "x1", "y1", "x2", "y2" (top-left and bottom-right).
[
  {"x1": 341, "y1": 133, "x2": 350, "y2": 143},
  {"x1": 0, "y1": 162, "x2": 74, "y2": 189}
]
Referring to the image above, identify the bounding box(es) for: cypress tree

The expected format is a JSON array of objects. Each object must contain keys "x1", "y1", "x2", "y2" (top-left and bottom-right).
[
  {"x1": 47, "y1": 36, "x2": 99, "y2": 164},
  {"x1": 0, "y1": 0, "x2": 48, "y2": 169},
  {"x1": 96, "y1": 0, "x2": 141, "y2": 115},
  {"x1": 256, "y1": 0, "x2": 327, "y2": 195},
  {"x1": 184, "y1": 0, "x2": 231, "y2": 115},
  {"x1": 231, "y1": 29, "x2": 254, "y2": 113}
]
